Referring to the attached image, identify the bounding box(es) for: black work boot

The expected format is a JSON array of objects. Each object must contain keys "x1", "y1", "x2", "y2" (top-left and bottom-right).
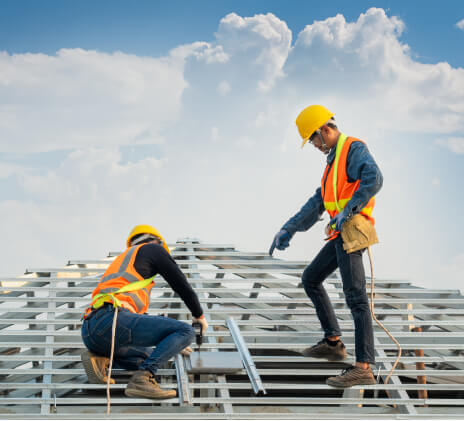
[
  {"x1": 327, "y1": 365, "x2": 376, "y2": 388},
  {"x1": 302, "y1": 338, "x2": 347, "y2": 361},
  {"x1": 125, "y1": 370, "x2": 177, "y2": 399},
  {"x1": 81, "y1": 349, "x2": 115, "y2": 384}
]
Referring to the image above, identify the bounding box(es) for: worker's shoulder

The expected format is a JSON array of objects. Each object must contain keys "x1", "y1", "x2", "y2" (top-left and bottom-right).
[
  {"x1": 348, "y1": 138, "x2": 370, "y2": 154},
  {"x1": 348, "y1": 137, "x2": 367, "y2": 146},
  {"x1": 137, "y1": 242, "x2": 168, "y2": 257}
]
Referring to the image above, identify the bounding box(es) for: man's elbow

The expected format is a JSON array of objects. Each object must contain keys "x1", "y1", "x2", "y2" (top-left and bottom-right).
[{"x1": 376, "y1": 169, "x2": 384, "y2": 191}]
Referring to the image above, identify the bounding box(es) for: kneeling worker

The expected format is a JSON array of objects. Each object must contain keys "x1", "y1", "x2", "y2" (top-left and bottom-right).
[
  {"x1": 81, "y1": 224, "x2": 207, "y2": 399},
  {"x1": 270, "y1": 105, "x2": 383, "y2": 387}
]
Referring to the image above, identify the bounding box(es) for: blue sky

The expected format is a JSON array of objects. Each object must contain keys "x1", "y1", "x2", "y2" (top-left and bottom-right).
[
  {"x1": 1, "y1": 0, "x2": 463, "y2": 67},
  {"x1": 0, "y1": 1, "x2": 463, "y2": 291}
]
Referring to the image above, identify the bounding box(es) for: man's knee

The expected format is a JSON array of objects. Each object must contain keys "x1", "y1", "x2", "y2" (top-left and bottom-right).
[
  {"x1": 344, "y1": 291, "x2": 369, "y2": 311},
  {"x1": 180, "y1": 323, "x2": 195, "y2": 344},
  {"x1": 302, "y1": 265, "x2": 322, "y2": 293}
]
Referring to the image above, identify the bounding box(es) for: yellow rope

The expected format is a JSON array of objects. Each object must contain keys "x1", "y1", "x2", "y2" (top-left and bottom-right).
[
  {"x1": 106, "y1": 306, "x2": 118, "y2": 415},
  {"x1": 367, "y1": 246, "x2": 402, "y2": 385}
]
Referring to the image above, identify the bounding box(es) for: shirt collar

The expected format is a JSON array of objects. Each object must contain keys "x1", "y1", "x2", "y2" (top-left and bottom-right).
[
  {"x1": 326, "y1": 133, "x2": 346, "y2": 164},
  {"x1": 326, "y1": 145, "x2": 336, "y2": 164}
]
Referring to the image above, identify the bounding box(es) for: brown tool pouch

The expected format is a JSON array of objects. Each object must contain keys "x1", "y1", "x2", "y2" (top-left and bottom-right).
[{"x1": 341, "y1": 214, "x2": 378, "y2": 254}]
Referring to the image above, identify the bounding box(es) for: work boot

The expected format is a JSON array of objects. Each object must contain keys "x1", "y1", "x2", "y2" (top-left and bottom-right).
[
  {"x1": 80, "y1": 349, "x2": 115, "y2": 384},
  {"x1": 125, "y1": 370, "x2": 177, "y2": 399},
  {"x1": 302, "y1": 338, "x2": 347, "y2": 361},
  {"x1": 326, "y1": 365, "x2": 376, "y2": 388}
]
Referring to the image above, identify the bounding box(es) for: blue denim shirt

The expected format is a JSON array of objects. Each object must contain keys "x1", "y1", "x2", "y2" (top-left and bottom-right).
[{"x1": 282, "y1": 138, "x2": 383, "y2": 236}]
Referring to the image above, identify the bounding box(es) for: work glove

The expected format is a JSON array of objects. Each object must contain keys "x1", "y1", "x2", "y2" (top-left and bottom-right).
[
  {"x1": 193, "y1": 315, "x2": 208, "y2": 334},
  {"x1": 269, "y1": 229, "x2": 292, "y2": 256},
  {"x1": 328, "y1": 210, "x2": 351, "y2": 233}
]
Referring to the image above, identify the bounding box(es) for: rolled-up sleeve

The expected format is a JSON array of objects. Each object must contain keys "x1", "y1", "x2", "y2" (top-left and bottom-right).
[
  {"x1": 344, "y1": 141, "x2": 383, "y2": 216},
  {"x1": 282, "y1": 187, "x2": 325, "y2": 236}
]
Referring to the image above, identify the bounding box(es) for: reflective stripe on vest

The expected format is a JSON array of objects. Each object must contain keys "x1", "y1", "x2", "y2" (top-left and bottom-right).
[
  {"x1": 100, "y1": 246, "x2": 140, "y2": 284},
  {"x1": 321, "y1": 133, "x2": 375, "y2": 239},
  {"x1": 83, "y1": 244, "x2": 155, "y2": 318},
  {"x1": 91, "y1": 276, "x2": 154, "y2": 311}
]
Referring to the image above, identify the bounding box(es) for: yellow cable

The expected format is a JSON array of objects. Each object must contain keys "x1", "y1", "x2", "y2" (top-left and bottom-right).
[{"x1": 367, "y1": 246, "x2": 402, "y2": 385}]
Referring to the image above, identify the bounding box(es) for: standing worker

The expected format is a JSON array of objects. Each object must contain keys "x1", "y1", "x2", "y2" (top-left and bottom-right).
[
  {"x1": 269, "y1": 105, "x2": 383, "y2": 387},
  {"x1": 81, "y1": 224, "x2": 208, "y2": 399}
]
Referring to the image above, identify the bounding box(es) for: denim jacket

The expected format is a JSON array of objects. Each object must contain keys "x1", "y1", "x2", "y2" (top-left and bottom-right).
[{"x1": 282, "y1": 137, "x2": 383, "y2": 236}]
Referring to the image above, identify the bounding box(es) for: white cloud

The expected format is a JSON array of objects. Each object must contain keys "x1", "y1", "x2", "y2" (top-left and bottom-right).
[
  {"x1": 217, "y1": 81, "x2": 231, "y2": 95},
  {"x1": 0, "y1": 163, "x2": 27, "y2": 179},
  {"x1": 435, "y1": 254, "x2": 464, "y2": 293},
  {"x1": 0, "y1": 147, "x2": 166, "y2": 275},
  {"x1": 1, "y1": 9, "x2": 463, "y2": 294},
  {"x1": 211, "y1": 126, "x2": 220, "y2": 141},
  {"x1": 293, "y1": 8, "x2": 464, "y2": 135},
  {"x1": 432, "y1": 177, "x2": 440, "y2": 186},
  {"x1": 216, "y1": 12, "x2": 292, "y2": 92},
  {"x1": 170, "y1": 41, "x2": 229, "y2": 64},
  {"x1": 0, "y1": 49, "x2": 187, "y2": 153},
  {"x1": 436, "y1": 137, "x2": 464, "y2": 154},
  {"x1": 457, "y1": 19, "x2": 464, "y2": 30},
  {"x1": 18, "y1": 147, "x2": 165, "y2": 203}
]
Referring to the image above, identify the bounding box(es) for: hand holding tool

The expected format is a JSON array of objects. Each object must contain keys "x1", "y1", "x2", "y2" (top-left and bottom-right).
[
  {"x1": 192, "y1": 316, "x2": 207, "y2": 354},
  {"x1": 192, "y1": 321, "x2": 203, "y2": 355}
]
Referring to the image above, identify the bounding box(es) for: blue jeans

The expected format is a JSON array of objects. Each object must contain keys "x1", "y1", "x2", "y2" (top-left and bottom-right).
[
  {"x1": 81, "y1": 304, "x2": 195, "y2": 375},
  {"x1": 302, "y1": 235, "x2": 375, "y2": 364}
]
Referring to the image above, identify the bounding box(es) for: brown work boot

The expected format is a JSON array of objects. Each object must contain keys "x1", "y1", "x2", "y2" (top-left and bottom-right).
[
  {"x1": 302, "y1": 338, "x2": 347, "y2": 361},
  {"x1": 326, "y1": 365, "x2": 376, "y2": 388},
  {"x1": 80, "y1": 349, "x2": 115, "y2": 384},
  {"x1": 125, "y1": 370, "x2": 177, "y2": 399}
]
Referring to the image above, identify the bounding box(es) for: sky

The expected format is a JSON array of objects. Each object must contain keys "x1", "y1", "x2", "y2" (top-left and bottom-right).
[{"x1": 0, "y1": 0, "x2": 463, "y2": 291}]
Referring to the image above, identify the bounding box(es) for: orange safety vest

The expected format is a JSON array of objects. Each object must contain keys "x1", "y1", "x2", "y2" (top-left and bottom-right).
[
  {"x1": 83, "y1": 244, "x2": 155, "y2": 319},
  {"x1": 321, "y1": 133, "x2": 375, "y2": 240}
]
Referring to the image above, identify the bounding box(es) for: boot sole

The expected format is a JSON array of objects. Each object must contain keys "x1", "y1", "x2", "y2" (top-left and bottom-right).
[
  {"x1": 125, "y1": 387, "x2": 177, "y2": 400},
  {"x1": 81, "y1": 350, "x2": 114, "y2": 384},
  {"x1": 326, "y1": 377, "x2": 376, "y2": 388}
]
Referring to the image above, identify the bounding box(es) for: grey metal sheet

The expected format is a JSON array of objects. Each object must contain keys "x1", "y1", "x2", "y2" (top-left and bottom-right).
[{"x1": 186, "y1": 351, "x2": 243, "y2": 374}]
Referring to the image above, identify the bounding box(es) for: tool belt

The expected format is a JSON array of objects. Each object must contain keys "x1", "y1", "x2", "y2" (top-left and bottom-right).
[{"x1": 341, "y1": 214, "x2": 378, "y2": 254}]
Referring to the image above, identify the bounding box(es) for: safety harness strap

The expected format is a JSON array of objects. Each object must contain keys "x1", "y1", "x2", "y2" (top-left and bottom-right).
[
  {"x1": 91, "y1": 245, "x2": 154, "y2": 311},
  {"x1": 92, "y1": 276, "x2": 155, "y2": 309}
]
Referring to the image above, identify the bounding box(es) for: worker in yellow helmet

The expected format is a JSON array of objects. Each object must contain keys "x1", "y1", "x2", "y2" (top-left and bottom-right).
[
  {"x1": 81, "y1": 224, "x2": 208, "y2": 399},
  {"x1": 269, "y1": 105, "x2": 383, "y2": 388}
]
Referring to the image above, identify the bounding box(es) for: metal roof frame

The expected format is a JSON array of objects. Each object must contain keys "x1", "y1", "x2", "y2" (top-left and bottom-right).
[{"x1": 0, "y1": 239, "x2": 463, "y2": 419}]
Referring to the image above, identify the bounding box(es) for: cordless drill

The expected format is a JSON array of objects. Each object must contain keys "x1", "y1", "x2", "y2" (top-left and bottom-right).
[{"x1": 192, "y1": 321, "x2": 203, "y2": 355}]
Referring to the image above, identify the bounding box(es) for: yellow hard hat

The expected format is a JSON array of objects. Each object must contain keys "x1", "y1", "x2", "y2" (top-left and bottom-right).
[
  {"x1": 126, "y1": 224, "x2": 170, "y2": 253},
  {"x1": 296, "y1": 105, "x2": 334, "y2": 148}
]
